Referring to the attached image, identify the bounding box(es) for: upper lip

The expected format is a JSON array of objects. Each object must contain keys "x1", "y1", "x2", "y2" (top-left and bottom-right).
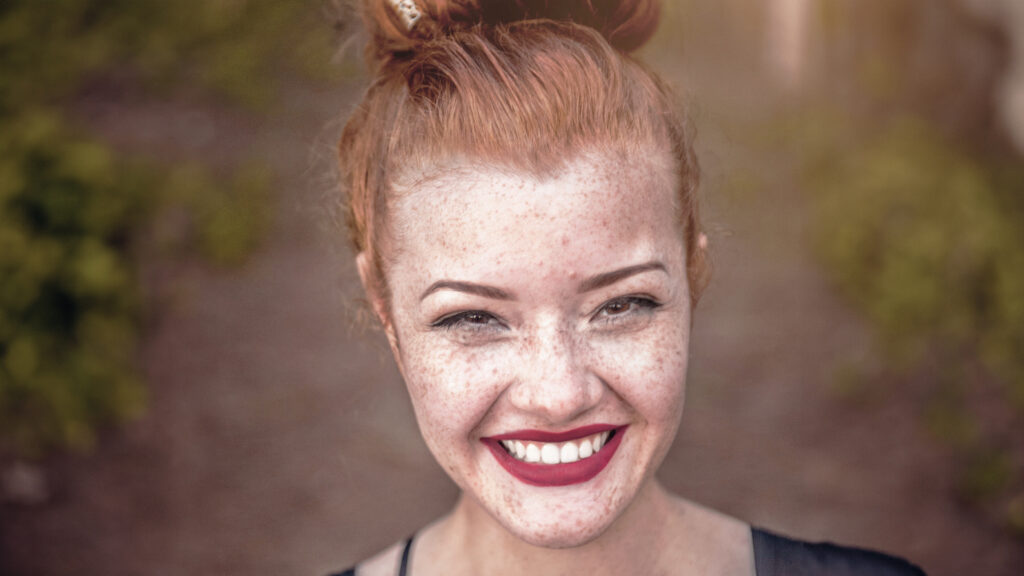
[{"x1": 483, "y1": 423, "x2": 621, "y2": 443}]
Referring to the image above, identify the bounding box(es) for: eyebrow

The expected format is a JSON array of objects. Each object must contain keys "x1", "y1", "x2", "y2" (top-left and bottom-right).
[
  {"x1": 420, "y1": 280, "x2": 514, "y2": 302},
  {"x1": 419, "y1": 261, "x2": 667, "y2": 302},
  {"x1": 577, "y1": 261, "x2": 667, "y2": 293}
]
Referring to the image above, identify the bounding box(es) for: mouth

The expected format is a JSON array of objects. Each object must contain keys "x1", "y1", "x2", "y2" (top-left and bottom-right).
[{"x1": 481, "y1": 424, "x2": 627, "y2": 487}]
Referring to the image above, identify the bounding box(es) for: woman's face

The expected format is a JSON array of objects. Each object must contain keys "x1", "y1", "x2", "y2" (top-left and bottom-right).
[{"x1": 375, "y1": 151, "x2": 691, "y2": 548}]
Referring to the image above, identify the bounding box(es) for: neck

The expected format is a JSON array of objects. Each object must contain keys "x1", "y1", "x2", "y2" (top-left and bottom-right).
[{"x1": 434, "y1": 479, "x2": 683, "y2": 576}]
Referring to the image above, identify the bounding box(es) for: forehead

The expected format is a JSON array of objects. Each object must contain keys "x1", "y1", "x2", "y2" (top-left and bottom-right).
[{"x1": 389, "y1": 152, "x2": 680, "y2": 282}]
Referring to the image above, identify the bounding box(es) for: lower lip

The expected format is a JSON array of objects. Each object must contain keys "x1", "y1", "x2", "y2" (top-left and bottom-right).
[{"x1": 482, "y1": 427, "x2": 626, "y2": 487}]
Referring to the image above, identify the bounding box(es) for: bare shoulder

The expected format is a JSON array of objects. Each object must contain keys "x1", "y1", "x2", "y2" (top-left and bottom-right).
[
  {"x1": 354, "y1": 540, "x2": 406, "y2": 576},
  {"x1": 683, "y1": 498, "x2": 751, "y2": 541},
  {"x1": 671, "y1": 497, "x2": 755, "y2": 576}
]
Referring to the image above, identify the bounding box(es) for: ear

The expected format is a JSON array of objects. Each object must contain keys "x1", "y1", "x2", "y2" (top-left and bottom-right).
[{"x1": 355, "y1": 251, "x2": 402, "y2": 357}]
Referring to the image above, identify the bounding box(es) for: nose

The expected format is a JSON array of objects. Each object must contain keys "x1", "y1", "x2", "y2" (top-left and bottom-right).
[{"x1": 506, "y1": 322, "x2": 603, "y2": 424}]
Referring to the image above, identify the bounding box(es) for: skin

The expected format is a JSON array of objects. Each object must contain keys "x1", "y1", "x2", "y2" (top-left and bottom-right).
[{"x1": 357, "y1": 150, "x2": 753, "y2": 576}]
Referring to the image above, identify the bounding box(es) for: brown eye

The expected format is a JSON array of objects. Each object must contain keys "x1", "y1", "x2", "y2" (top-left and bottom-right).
[
  {"x1": 603, "y1": 301, "x2": 631, "y2": 315},
  {"x1": 594, "y1": 296, "x2": 660, "y2": 323},
  {"x1": 432, "y1": 310, "x2": 505, "y2": 332}
]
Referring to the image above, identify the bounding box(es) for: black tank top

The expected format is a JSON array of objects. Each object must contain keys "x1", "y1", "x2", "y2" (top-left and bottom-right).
[{"x1": 330, "y1": 527, "x2": 926, "y2": 575}]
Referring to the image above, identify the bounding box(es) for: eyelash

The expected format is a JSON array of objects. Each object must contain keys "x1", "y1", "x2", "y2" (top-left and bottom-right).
[
  {"x1": 592, "y1": 295, "x2": 661, "y2": 323},
  {"x1": 430, "y1": 296, "x2": 661, "y2": 333},
  {"x1": 431, "y1": 310, "x2": 505, "y2": 332}
]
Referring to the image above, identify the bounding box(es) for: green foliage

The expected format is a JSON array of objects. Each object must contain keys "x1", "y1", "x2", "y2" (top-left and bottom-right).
[
  {"x1": 0, "y1": 0, "x2": 338, "y2": 111},
  {"x1": 161, "y1": 163, "x2": 273, "y2": 267},
  {"x1": 0, "y1": 113, "x2": 150, "y2": 454},
  {"x1": 805, "y1": 116, "x2": 1024, "y2": 531},
  {"x1": 809, "y1": 119, "x2": 1024, "y2": 393},
  {"x1": 0, "y1": 0, "x2": 337, "y2": 457},
  {"x1": 792, "y1": 0, "x2": 1024, "y2": 535}
]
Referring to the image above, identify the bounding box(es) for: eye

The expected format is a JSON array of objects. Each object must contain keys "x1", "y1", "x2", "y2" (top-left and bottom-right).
[
  {"x1": 592, "y1": 296, "x2": 660, "y2": 323},
  {"x1": 431, "y1": 310, "x2": 505, "y2": 332}
]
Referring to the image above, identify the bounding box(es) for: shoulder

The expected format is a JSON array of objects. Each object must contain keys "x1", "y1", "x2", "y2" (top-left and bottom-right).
[
  {"x1": 327, "y1": 539, "x2": 409, "y2": 576},
  {"x1": 752, "y1": 528, "x2": 927, "y2": 576},
  {"x1": 663, "y1": 497, "x2": 755, "y2": 574}
]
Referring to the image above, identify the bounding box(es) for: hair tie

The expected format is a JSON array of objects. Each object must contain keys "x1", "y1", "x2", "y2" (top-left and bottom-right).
[{"x1": 389, "y1": 0, "x2": 421, "y2": 31}]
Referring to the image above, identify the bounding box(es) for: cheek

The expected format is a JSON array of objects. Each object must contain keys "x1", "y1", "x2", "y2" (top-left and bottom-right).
[
  {"x1": 590, "y1": 324, "x2": 689, "y2": 423},
  {"x1": 399, "y1": 340, "x2": 511, "y2": 446}
]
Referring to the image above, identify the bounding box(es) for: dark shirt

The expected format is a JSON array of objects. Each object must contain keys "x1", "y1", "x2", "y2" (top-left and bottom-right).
[
  {"x1": 752, "y1": 528, "x2": 926, "y2": 576},
  {"x1": 331, "y1": 527, "x2": 927, "y2": 575}
]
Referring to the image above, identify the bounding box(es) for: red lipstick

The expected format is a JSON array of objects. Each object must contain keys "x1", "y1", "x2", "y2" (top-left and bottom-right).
[{"x1": 481, "y1": 425, "x2": 627, "y2": 487}]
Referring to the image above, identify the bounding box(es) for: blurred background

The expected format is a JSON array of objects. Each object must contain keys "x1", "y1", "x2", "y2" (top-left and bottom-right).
[{"x1": 1, "y1": 0, "x2": 1022, "y2": 574}]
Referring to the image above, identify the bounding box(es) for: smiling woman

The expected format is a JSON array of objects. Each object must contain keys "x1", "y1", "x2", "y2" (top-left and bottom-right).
[
  {"x1": 330, "y1": 1, "x2": 926, "y2": 575},
  {"x1": 379, "y1": 155, "x2": 691, "y2": 552}
]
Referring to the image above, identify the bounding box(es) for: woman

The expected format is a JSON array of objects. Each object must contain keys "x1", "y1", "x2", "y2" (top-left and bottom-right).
[{"x1": 332, "y1": 1, "x2": 926, "y2": 574}]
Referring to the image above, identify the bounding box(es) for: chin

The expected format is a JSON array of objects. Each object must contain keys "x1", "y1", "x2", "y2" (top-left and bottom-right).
[
  {"x1": 487, "y1": 487, "x2": 629, "y2": 550},
  {"x1": 505, "y1": 517, "x2": 610, "y2": 549},
  {"x1": 520, "y1": 529, "x2": 606, "y2": 550}
]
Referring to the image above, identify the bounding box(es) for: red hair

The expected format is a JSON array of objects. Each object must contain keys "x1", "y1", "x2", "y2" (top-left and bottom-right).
[{"x1": 338, "y1": 0, "x2": 707, "y2": 312}]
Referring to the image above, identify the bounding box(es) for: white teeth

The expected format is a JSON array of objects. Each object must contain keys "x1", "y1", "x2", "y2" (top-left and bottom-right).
[
  {"x1": 500, "y1": 430, "x2": 614, "y2": 465},
  {"x1": 541, "y1": 444, "x2": 560, "y2": 464},
  {"x1": 525, "y1": 443, "x2": 541, "y2": 463},
  {"x1": 560, "y1": 442, "x2": 579, "y2": 463},
  {"x1": 579, "y1": 439, "x2": 593, "y2": 459}
]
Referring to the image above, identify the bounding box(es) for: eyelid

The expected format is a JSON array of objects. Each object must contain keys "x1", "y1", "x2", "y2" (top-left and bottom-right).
[
  {"x1": 430, "y1": 309, "x2": 507, "y2": 331},
  {"x1": 590, "y1": 294, "x2": 662, "y2": 322}
]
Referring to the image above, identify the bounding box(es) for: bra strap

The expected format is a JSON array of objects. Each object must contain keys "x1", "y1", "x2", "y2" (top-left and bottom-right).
[{"x1": 398, "y1": 535, "x2": 414, "y2": 576}]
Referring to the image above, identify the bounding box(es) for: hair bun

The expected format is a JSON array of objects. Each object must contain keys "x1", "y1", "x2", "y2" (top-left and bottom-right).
[{"x1": 364, "y1": 0, "x2": 661, "y2": 63}]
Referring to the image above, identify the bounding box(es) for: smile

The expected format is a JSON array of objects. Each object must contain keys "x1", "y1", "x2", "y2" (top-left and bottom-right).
[
  {"x1": 499, "y1": 430, "x2": 611, "y2": 464},
  {"x1": 481, "y1": 425, "x2": 627, "y2": 487}
]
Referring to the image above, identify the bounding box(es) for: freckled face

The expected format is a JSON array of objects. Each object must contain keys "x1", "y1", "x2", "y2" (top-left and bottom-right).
[{"x1": 381, "y1": 151, "x2": 690, "y2": 548}]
